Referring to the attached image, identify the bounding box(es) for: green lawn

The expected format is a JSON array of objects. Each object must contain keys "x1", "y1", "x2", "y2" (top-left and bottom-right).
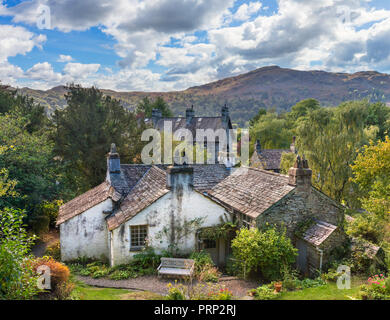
[
  {"x1": 72, "y1": 282, "x2": 163, "y2": 300},
  {"x1": 277, "y1": 278, "x2": 365, "y2": 300}
]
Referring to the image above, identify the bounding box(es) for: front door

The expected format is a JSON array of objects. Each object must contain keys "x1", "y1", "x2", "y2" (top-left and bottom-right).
[
  {"x1": 296, "y1": 239, "x2": 308, "y2": 275},
  {"x1": 202, "y1": 238, "x2": 219, "y2": 265}
]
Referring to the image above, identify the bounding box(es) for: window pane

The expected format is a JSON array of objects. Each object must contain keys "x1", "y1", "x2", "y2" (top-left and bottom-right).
[{"x1": 130, "y1": 225, "x2": 147, "y2": 247}]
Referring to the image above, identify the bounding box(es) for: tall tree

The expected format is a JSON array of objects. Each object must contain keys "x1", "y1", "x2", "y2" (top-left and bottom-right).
[
  {"x1": 52, "y1": 84, "x2": 146, "y2": 193},
  {"x1": 295, "y1": 101, "x2": 376, "y2": 205},
  {"x1": 136, "y1": 96, "x2": 173, "y2": 118}
]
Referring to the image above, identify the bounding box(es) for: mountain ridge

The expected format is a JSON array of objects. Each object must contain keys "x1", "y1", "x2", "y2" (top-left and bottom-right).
[{"x1": 13, "y1": 66, "x2": 390, "y2": 125}]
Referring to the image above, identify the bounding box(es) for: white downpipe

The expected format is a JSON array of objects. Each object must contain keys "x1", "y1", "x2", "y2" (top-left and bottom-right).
[{"x1": 317, "y1": 247, "x2": 324, "y2": 274}]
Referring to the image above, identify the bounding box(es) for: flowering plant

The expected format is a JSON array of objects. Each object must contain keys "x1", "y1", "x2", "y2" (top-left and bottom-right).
[
  {"x1": 367, "y1": 274, "x2": 386, "y2": 289},
  {"x1": 360, "y1": 274, "x2": 389, "y2": 300}
]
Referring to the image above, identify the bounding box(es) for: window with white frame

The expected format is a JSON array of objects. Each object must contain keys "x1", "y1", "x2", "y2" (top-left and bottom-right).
[{"x1": 130, "y1": 225, "x2": 148, "y2": 250}]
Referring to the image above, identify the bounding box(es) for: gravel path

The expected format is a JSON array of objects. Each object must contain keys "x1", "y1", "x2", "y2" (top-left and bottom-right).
[{"x1": 76, "y1": 275, "x2": 259, "y2": 298}]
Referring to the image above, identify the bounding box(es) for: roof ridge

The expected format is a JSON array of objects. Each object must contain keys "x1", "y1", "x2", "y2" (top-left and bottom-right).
[{"x1": 242, "y1": 166, "x2": 289, "y2": 178}]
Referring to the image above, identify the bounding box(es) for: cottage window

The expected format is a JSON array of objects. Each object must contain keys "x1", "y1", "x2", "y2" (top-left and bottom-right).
[
  {"x1": 203, "y1": 239, "x2": 216, "y2": 249},
  {"x1": 130, "y1": 225, "x2": 148, "y2": 250},
  {"x1": 237, "y1": 212, "x2": 252, "y2": 229}
]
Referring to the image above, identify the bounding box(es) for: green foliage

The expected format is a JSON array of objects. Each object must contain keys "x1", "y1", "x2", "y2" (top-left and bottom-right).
[
  {"x1": 295, "y1": 101, "x2": 376, "y2": 204},
  {"x1": 0, "y1": 208, "x2": 39, "y2": 299},
  {"x1": 250, "y1": 112, "x2": 293, "y2": 149},
  {"x1": 0, "y1": 114, "x2": 61, "y2": 232},
  {"x1": 44, "y1": 240, "x2": 61, "y2": 261},
  {"x1": 280, "y1": 152, "x2": 296, "y2": 174},
  {"x1": 52, "y1": 84, "x2": 147, "y2": 193},
  {"x1": 359, "y1": 274, "x2": 390, "y2": 300},
  {"x1": 165, "y1": 282, "x2": 187, "y2": 300},
  {"x1": 197, "y1": 221, "x2": 237, "y2": 241},
  {"x1": 231, "y1": 227, "x2": 297, "y2": 280},
  {"x1": 165, "y1": 282, "x2": 233, "y2": 300},
  {"x1": 346, "y1": 214, "x2": 384, "y2": 244},
  {"x1": 136, "y1": 96, "x2": 173, "y2": 118},
  {"x1": 250, "y1": 284, "x2": 280, "y2": 300},
  {"x1": 189, "y1": 251, "x2": 220, "y2": 282},
  {"x1": 289, "y1": 99, "x2": 320, "y2": 121}
]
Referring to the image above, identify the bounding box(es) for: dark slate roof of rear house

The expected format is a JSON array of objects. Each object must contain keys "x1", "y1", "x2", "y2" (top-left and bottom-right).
[
  {"x1": 153, "y1": 117, "x2": 228, "y2": 138},
  {"x1": 107, "y1": 166, "x2": 170, "y2": 230},
  {"x1": 251, "y1": 149, "x2": 291, "y2": 170},
  {"x1": 56, "y1": 181, "x2": 121, "y2": 226},
  {"x1": 207, "y1": 167, "x2": 295, "y2": 218}
]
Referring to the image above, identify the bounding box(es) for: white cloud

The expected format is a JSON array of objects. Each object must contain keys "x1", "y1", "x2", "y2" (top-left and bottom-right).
[
  {"x1": 63, "y1": 62, "x2": 101, "y2": 79},
  {"x1": 0, "y1": 24, "x2": 46, "y2": 62},
  {"x1": 57, "y1": 54, "x2": 73, "y2": 62},
  {"x1": 233, "y1": 2, "x2": 262, "y2": 21},
  {"x1": 2, "y1": 0, "x2": 390, "y2": 92}
]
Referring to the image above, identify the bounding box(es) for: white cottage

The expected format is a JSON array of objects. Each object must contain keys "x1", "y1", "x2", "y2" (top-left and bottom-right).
[
  {"x1": 56, "y1": 144, "x2": 232, "y2": 266},
  {"x1": 57, "y1": 144, "x2": 347, "y2": 275}
]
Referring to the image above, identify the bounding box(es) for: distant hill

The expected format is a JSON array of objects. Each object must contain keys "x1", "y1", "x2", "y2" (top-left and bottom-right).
[{"x1": 15, "y1": 66, "x2": 390, "y2": 125}]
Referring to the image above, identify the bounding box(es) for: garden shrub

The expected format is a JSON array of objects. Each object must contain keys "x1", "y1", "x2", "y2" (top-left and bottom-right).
[
  {"x1": 109, "y1": 269, "x2": 137, "y2": 280},
  {"x1": 189, "y1": 250, "x2": 220, "y2": 282},
  {"x1": 359, "y1": 274, "x2": 390, "y2": 300},
  {"x1": 231, "y1": 227, "x2": 297, "y2": 281},
  {"x1": 250, "y1": 284, "x2": 280, "y2": 300},
  {"x1": 281, "y1": 267, "x2": 300, "y2": 291},
  {"x1": 0, "y1": 208, "x2": 39, "y2": 300},
  {"x1": 132, "y1": 247, "x2": 161, "y2": 269},
  {"x1": 165, "y1": 282, "x2": 233, "y2": 300},
  {"x1": 166, "y1": 282, "x2": 187, "y2": 300},
  {"x1": 44, "y1": 240, "x2": 61, "y2": 261},
  {"x1": 32, "y1": 256, "x2": 73, "y2": 299}
]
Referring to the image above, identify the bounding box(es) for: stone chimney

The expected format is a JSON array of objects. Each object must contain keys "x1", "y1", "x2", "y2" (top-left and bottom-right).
[
  {"x1": 152, "y1": 108, "x2": 162, "y2": 125},
  {"x1": 166, "y1": 164, "x2": 194, "y2": 190},
  {"x1": 186, "y1": 105, "x2": 195, "y2": 125},
  {"x1": 288, "y1": 155, "x2": 312, "y2": 191},
  {"x1": 221, "y1": 104, "x2": 229, "y2": 124},
  {"x1": 290, "y1": 136, "x2": 296, "y2": 153},
  {"x1": 106, "y1": 143, "x2": 121, "y2": 183},
  {"x1": 256, "y1": 139, "x2": 261, "y2": 154}
]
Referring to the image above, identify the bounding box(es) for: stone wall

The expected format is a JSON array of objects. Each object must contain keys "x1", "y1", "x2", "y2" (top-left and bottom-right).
[{"x1": 256, "y1": 186, "x2": 344, "y2": 239}]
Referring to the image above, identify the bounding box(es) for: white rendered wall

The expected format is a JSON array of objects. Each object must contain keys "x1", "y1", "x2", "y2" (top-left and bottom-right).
[
  {"x1": 60, "y1": 199, "x2": 112, "y2": 262},
  {"x1": 110, "y1": 174, "x2": 228, "y2": 266}
]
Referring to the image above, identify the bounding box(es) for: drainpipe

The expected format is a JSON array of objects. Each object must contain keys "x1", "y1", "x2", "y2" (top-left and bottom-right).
[{"x1": 317, "y1": 247, "x2": 323, "y2": 274}]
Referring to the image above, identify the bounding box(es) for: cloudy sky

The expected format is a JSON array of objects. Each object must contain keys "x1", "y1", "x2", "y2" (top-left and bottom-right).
[{"x1": 1, "y1": 0, "x2": 390, "y2": 91}]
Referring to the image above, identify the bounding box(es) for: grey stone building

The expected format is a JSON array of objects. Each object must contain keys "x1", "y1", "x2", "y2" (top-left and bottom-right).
[
  {"x1": 147, "y1": 105, "x2": 234, "y2": 164},
  {"x1": 250, "y1": 137, "x2": 296, "y2": 173}
]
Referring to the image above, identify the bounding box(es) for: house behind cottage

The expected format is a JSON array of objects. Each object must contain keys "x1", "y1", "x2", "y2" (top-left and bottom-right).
[
  {"x1": 250, "y1": 137, "x2": 296, "y2": 173},
  {"x1": 147, "y1": 105, "x2": 235, "y2": 165}
]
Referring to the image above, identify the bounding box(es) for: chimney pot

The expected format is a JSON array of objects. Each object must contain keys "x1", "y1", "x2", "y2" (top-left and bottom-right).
[{"x1": 288, "y1": 155, "x2": 312, "y2": 190}]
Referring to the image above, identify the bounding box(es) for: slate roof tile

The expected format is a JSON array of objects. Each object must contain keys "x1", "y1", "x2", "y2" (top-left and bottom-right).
[{"x1": 207, "y1": 167, "x2": 295, "y2": 218}]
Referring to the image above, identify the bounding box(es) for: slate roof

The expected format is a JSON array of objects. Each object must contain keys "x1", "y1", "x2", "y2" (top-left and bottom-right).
[
  {"x1": 302, "y1": 220, "x2": 338, "y2": 246},
  {"x1": 351, "y1": 237, "x2": 381, "y2": 259},
  {"x1": 207, "y1": 167, "x2": 295, "y2": 218},
  {"x1": 251, "y1": 149, "x2": 291, "y2": 170},
  {"x1": 107, "y1": 166, "x2": 169, "y2": 231},
  {"x1": 56, "y1": 181, "x2": 121, "y2": 226},
  {"x1": 57, "y1": 163, "x2": 230, "y2": 226}
]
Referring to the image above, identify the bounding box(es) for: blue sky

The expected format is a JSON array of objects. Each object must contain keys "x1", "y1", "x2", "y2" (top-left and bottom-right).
[{"x1": 1, "y1": 0, "x2": 390, "y2": 91}]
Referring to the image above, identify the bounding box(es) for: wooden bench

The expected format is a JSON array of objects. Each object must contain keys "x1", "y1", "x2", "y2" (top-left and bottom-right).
[{"x1": 157, "y1": 258, "x2": 195, "y2": 281}]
